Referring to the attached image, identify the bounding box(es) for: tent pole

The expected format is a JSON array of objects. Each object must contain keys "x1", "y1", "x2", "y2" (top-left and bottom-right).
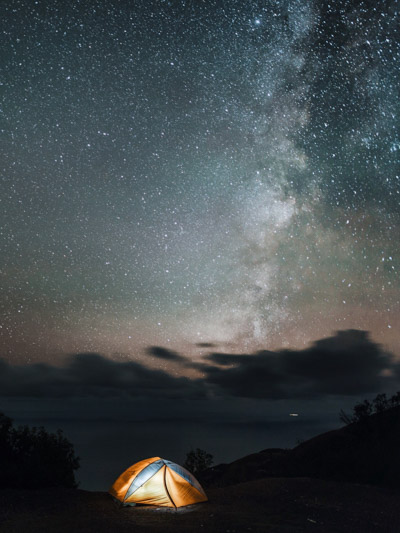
[{"x1": 163, "y1": 465, "x2": 177, "y2": 511}]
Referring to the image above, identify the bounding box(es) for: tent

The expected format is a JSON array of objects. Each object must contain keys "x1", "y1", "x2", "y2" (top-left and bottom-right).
[{"x1": 109, "y1": 457, "x2": 208, "y2": 508}]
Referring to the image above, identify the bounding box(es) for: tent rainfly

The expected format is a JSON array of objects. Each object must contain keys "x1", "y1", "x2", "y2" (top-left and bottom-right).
[{"x1": 109, "y1": 457, "x2": 208, "y2": 508}]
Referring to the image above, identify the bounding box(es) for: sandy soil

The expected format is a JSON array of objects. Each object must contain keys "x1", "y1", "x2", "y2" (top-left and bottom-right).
[{"x1": 1, "y1": 477, "x2": 399, "y2": 533}]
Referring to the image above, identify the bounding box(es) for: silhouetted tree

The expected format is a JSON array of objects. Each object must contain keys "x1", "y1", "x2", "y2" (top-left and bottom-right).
[
  {"x1": 183, "y1": 448, "x2": 213, "y2": 475},
  {"x1": 0, "y1": 412, "x2": 80, "y2": 489},
  {"x1": 373, "y1": 393, "x2": 390, "y2": 413},
  {"x1": 340, "y1": 391, "x2": 400, "y2": 425},
  {"x1": 339, "y1": 409, "x2": 353, "y2": 425},
  {"x1": 353, "y1": 399, "x2": 373, "y2": 421},
  {"x1": 390, "y1": 391, "x2": 400, "y2": 408}
]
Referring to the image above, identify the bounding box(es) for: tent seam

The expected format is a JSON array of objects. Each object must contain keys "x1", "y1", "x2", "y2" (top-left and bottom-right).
[
  {"x1": 163, "y1": 465, "x2": 176, "y2": 509},
  {"x1": 124, "y1": 459, "x2": 161, "y2": 501}
]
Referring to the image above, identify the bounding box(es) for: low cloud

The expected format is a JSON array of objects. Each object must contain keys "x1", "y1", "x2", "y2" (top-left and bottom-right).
[
  {"x1": 195, "y1": 343, "x2": 218, "y2": 348},
  {"x1": 146, "y1": 346, "x2": 186, "y2": 362},
  {"x1": 1, "y1": 331, "x2": 398, "y2": 401},
  {"x1": 0, "y1": 353, "x2": 203, "y2": 399},
  {"x1": 201, "y1": 330, "x2": 399, "y2": 399}
]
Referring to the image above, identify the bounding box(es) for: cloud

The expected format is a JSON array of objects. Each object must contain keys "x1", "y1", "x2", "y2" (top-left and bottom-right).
[
  {"x1": 1, "y1": 331, "x2": 398, "y2": 401},
  {"x1": 0, "y1": 353, "x2": 203, "y2": 399},
  {"x1": 146, "y1": 346, "x2": 186, "y2": 362},
  {"x1": 195, "y1": 343, "x2": 217, "y2": 348},
  {"x1": 201, "y1": 330, "x2": 400, "y2": 399}
]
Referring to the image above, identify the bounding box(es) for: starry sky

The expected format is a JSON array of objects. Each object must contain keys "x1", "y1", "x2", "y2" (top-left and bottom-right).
[
  {"x1": 1, "y1": 0, "x2": 399, "y2": 363},
  {"x1": 1, "y1": 0, "x2": 400, "y2": 489}
]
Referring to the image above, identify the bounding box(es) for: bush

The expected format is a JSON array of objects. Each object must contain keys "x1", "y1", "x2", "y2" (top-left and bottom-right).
[
  {"x1": 0, "y1": 412, "x2": 80, "y2": 489},
  {"x1": 340, "y1": 391, "x2": 400, "y2": 425},
  {"x1": 183, "y1": 448, "x2": 213, "y2": 475}
]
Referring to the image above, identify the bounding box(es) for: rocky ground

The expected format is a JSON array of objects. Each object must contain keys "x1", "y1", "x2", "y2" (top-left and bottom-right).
[{"x1": 1, "y1": 477, "x2": 399, "y2": 533}]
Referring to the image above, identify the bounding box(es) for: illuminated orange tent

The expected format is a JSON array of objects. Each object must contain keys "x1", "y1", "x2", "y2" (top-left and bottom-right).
[{"x1": 109, "y1": 457, "x2": 208, "y2": 508}]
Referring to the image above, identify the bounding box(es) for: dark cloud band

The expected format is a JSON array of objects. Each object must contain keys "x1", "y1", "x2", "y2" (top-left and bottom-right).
[{"x1": 1, "y1": 331, "x2": 398, "y2": 400}]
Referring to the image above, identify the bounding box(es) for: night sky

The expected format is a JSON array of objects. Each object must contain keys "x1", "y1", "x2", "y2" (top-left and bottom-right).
[{"x1": 1, "y1": 0, "x2": 400, "y2": 489}]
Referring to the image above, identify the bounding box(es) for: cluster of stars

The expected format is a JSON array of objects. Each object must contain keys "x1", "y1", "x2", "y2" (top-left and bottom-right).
[{"x1": 1, "y1": 0, "x2": 399, "y2": 363}]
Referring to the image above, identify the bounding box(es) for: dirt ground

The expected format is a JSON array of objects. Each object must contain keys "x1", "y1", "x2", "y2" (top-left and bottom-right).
[{"x1": 1, "y1": 477, "x2": 399, "y2": 533}]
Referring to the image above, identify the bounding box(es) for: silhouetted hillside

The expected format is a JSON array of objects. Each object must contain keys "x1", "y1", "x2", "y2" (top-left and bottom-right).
[
  {"x1": 1, "y1": 407, "x2": 400, "y2": 532},
  {"x1": 200, "y1": 406, "x2": 400, "y2": 488}
]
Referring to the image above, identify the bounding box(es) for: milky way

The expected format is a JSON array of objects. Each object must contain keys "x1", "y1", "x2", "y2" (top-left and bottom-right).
[{"x1": 1, "y1": 0, "x2": 399, "y2": 363}]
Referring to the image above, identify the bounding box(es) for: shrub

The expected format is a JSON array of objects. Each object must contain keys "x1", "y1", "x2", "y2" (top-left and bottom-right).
[
  {"x1": 340, "y1": 391, "x2": 400, "y2": 425},
  {"x1": 0, "y1": 412, "x2": 80, "y2": 489},
  {"x1": 183, "y1": 448, "x2": 213, "y2": 475}
]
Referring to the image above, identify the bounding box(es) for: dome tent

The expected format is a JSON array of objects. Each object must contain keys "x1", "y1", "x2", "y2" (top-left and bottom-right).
[{"x1": 109, "y1": 457, "x2": 208, "y2": 508}]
